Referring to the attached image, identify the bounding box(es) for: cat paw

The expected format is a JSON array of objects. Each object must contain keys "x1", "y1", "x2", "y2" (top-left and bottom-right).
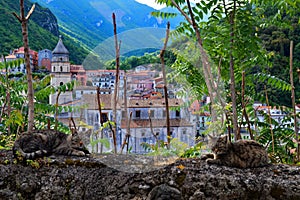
[
  {"x1": 200, "y1": 154, "x2": 208, "y2": 160},
  {"x1": 206, "y1": 158, "x2": 220, "y2": 165},
  {"x1": 201, "y1": 153, "x2": 214, "y2": 160},
  {"x1": 206, "y1": 158, "x2": 214, "y2": 164},
  {"x1": 73, "y1": 151, "x2": 86, "y2": 156}
]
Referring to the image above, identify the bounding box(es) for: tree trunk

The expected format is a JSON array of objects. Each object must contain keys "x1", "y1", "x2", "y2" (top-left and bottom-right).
[
  {"x1": 229, "y1": 1, "x2": 240, "y2": 141},
  {"x1": 171, "y1": 0, "x2": 227, "y2": 134},
  {"x1": 13, "y1": 0, "x2": 35, "y2": 132}
]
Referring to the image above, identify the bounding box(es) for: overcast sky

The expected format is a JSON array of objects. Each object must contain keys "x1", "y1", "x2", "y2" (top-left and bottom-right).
[{"x1": 135, "y1": 0, "x2": 166, "y2": 9}]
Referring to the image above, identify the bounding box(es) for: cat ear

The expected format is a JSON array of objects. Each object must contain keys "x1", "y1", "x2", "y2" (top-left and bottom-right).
[
  {"x1": 222, "y1": 135, "x2": 229, "y2": 143},
  {"x1": 37, "y1": 133, "x2": 48, "y2": 142}
]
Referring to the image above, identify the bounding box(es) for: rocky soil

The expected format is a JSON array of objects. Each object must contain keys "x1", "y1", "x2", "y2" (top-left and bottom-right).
[{"x1": 0, "y1": 150, "x2": 300, "y2": 200}]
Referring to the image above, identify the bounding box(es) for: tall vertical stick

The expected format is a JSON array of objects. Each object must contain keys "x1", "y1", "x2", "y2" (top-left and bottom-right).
[
  {"x1": 160, "y1": 22, "x2": 171, "y2": 147},
  {"x1": 170, "y1": 0, "x2": 227, "y2": 134},
  {"x1": 13, "y1": 1, "x2": 35, "y2": 132},
  {"x1": 97, "y1": 87, "x2": 103, "y2": 153},
  {"x1": 265, "y1": 85, "x2": 274, "y2": 154},
  {"x1": 289, "y1": 41, "x2": 299, "y2": 162},
  {"x1": 241, "y1": 71, "x2": 253, "y2": 139},
  {"x1": 120, "y1": 75, "x2": 131, "y2": 153},
  {"x1": 112, "y1": 13, "x2": 120, "y2": 154},
  {"x1": 229, "y1": 0, "x2": 240, "y2": 141}
]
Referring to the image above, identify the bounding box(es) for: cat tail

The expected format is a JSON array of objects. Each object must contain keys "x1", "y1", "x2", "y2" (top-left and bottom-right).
[{"x1": 13, "y1": 143, "x2": 48, "y2": 160}]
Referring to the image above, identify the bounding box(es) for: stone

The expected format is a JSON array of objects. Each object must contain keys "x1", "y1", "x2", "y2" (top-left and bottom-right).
[{"x1": 0, "y1": 150, "x2": 300, "y2": 199}]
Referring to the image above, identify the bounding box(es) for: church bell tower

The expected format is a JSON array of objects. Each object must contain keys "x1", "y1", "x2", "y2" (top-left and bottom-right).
[{"x1": 49, "y1": 36, "x2": 73, "y2": 105}]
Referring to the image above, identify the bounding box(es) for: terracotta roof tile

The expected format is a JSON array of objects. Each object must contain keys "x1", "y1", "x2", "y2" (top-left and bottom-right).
[{"x1": 82, "y1": 94, "x2": 122, "y2": 110}]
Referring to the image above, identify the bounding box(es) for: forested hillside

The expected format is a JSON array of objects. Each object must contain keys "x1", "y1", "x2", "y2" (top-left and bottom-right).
[
  {"x1": 30, "y1": 0, "x2": 182, "y2": 49},
  {"x1": 0, "y1": 0, "x2": 88, "y2": 64}
]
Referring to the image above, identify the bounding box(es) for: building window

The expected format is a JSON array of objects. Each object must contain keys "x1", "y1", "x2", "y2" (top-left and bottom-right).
[
  {"x1": 60, "y1": 82, "x2": 63, "y2": 86},
  {"x1": 136, "y1": 110, "x2": 141, "y2": 119},
  {"x1": 149, "y1": 110, "x2": 154, "y2": 118},
  {"x1": 162, "y1": 110, "x2": 166, "y2": 118},
  {"x1": 175, "y1": 110, "x2": 180, "y2": 118},
  {"x1": 122, "y1": 111, "x2": 126, "y2": 118},
  {"x1": 180, "y1": 130, "x2": 187, "y2": 142},
  {"x1": 101, "y1": 113, "x2": 108, "y2": 123},
  {"x1": 60, "y1": 66, "x2": 63, "y2": 72}
]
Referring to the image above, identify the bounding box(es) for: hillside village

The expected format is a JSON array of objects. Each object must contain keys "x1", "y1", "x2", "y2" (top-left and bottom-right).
[
  {"x1": 1, "y1": 36, "x2": 300, "y2": 153},
  {"x1": 0, "y1": 36, "x2": 210, "y2": 153}
]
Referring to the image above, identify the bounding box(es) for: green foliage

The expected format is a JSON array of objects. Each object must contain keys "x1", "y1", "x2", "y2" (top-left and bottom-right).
[
  {"x1": 254, "y1": 73, "x2": 292, "y2": 92},
  {"x1": 90, "y1": 135, "x2": 110, "y2": 153},
  {"x1": 101, "y1": 121, "x2": 116, "y2": 130},
  {"x1": 26, "y1": 159, "x2": 40, "y2": 169},
  {"x1": 181, "y1": 142, "x2": 204, "y2": 158},
  {"x1": 105, "y1": 52, "x2": 165, "y2": 71},
  {"x1": 141, "y1": 138, "x2": 188, "y2": 157},
  {"x1": 256, "y1": 110, "x2": 296, "y2": 164},
  {"x1": 0, "y1": 59, "x2": 76, "y2": 148},
  {"x1": 156, "y1": 0, "x2": 300, "y2": 165}
]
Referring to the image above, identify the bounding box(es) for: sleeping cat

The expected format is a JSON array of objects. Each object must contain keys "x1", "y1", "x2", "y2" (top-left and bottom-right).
[
  {"x1": 201, "y1": 135, "x2": 269, "y2": 168},
  {"x1": 13, "y1": 129, "x2": 90, "y2": 159}
]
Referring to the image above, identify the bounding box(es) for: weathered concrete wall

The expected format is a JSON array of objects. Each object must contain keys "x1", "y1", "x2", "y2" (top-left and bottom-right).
[{"x1": 0, "y1": 150, "x2": 300, "y2": 200}]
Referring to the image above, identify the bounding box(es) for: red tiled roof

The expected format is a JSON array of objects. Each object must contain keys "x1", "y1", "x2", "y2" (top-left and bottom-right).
[{"x1": 82, "y1": 94, "x2": 122, "y2": 110}]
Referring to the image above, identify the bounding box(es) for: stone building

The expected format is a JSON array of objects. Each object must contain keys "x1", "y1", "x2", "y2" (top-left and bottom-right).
[
  {"x1": 38, "y1": 49, "x2": 52, "y2": 71},
  {"x1": 121, "y1": 98, "x2": 194, "y2": 154},
  {"x1": 49, "y1": 36, "x2": 73, "y2": 105}
]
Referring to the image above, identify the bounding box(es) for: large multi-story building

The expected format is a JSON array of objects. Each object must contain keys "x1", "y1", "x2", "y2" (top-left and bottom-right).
[{"x1": 4, "y1": 47, "x2": 38, "y2": 73}]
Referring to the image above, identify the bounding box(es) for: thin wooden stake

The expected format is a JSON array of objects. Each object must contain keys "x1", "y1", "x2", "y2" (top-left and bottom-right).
[
  {"x1": 112, "y1": 13, "x2": 120, "y2": 154},
  {"x1": 289, "y1": 41, "x2": 299, "y2": 162},
  {"x1": 241, "y1": 71, "x2": 254, "y2": 140},
  {"x1": 265, "y1": 85, "x2": 275, "y2": 154},
  {"x1": 160, "y1": 22, "x2": 171, "y2": 147}
]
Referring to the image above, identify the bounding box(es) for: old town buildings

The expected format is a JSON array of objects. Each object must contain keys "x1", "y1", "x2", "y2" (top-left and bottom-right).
[{"x1": 2, "y1": 36, "x2": 206, "y2": 154}]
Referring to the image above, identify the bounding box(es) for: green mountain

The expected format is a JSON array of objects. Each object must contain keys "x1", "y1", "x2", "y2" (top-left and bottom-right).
[
  {"x1": 30, "y1": 0, "x2": 180, "y2": 50},
  {"x1": 0, "y1": 0, "x2": 89, "y2": 64}
]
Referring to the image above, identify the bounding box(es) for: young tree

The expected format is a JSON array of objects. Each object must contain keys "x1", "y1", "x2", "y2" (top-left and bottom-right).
[{"x1": 13, "y1": 0, "x2": 35, "y2": 132}]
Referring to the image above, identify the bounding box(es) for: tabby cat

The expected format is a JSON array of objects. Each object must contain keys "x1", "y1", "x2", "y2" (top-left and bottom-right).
[
  {"x1": 13, "y1": 129, "x2": 90, "y2": 159},
  {"x1": 201, "y1": 135, "x2": 269, "y2": 168}
]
